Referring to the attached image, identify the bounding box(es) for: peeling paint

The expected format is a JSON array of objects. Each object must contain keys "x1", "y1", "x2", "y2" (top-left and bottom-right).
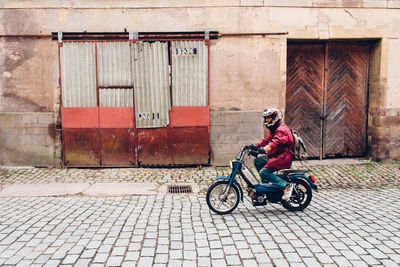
[
  {"x1": 3, "y1": 72, "x2": 11, "y2": 78},
  {"x1": 4, "y1": 38, "x2": 34, "y2": 73},
  {"x1": 1, "y1": 37, "x2": 56, "y2": 113}
]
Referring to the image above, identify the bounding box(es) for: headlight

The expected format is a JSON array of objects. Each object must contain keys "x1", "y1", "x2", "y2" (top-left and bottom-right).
[{"x1": 229, "y1": 160, "x2": 233, "y2": 169}]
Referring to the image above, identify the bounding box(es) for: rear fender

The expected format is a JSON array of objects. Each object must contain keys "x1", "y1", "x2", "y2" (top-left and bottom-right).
[
  {"x1": 290, "y1": 175, "x2": 319, "y2": 192},
  {"x1": 216, "y1": 176, "x2": 244, "y2": 202}
]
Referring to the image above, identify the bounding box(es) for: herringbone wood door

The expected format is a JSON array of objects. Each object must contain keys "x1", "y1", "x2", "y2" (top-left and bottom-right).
[
  {"x1": 324, "y1": 43, "x2": 369, "y2": 157},
  {"x1": 286, "y1": 42, "x2": 369, "y2": 159},
  {"x1": 286, "y1": 44, "x2": 324, "y2": 158}
]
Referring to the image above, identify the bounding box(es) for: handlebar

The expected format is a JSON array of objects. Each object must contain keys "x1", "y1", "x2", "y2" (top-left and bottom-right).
[{"x1": 236, "y1": 146, "x2": 266, "y2": 161}]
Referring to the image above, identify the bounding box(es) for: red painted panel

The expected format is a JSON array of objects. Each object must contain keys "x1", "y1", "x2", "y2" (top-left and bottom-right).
[
  {"x1": 169, "y1": 106, "x2": 209, "y2": 127},
  {"x1": 99, "y1": 107, "x2": 135, "y2": 128},
  {"x1": 100, "y1": 128, "x2": 137, "y2": 166},
  {"x1": 63, "y1": 128, "x2": 100, "y2": 166},
  {"x1": 170, "y1": 127, "x2": 209, "y2": 165},
  {"x1": 62, "y1": 108, "x2": 210, "y2": 166},
  {"x1": 137, "y1": 128, "x2": 173, "y2": 166},
  {"x1": 61, "y1": 107, "x2": 99, "y2": 128}
]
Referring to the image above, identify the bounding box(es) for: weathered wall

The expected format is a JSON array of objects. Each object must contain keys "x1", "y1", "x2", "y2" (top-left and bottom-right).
[
  {"x1": 1, "y1": 0, "x2": 400, "y2": 8},
  {"x1": 0, "y1": 1, "x2": 399, "y2": 165},
  {"x1": 0, "y1": 32, "x2": 59, "y2": 166},
  {"x1": 0, "y1": 112, "x2": 55, "y2": 166},
  {"x1": 210, "y1": 37, "x2": 283, "y2": 111},
  {"x1": 0, "y1": 38, "x2": 58, "y2": 112},
  {"x1": 211, "y1": 111, "x2": 264, "y2": 165}
]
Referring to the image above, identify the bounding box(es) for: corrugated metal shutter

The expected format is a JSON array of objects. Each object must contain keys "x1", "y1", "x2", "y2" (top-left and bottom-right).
[
  {"x1": 97, "y1": 42, "x2": 133, "y2": 107},
  {"x1": 60, "y1": 42, "x2": 97, "y2": 107},
  {"x1": 99, "y1": 88, "x2": 134, "y2": 107},
  {"x1": 131, "y1": 42, "x2": 170, "y2": 128},
  {"x1": 97, "y1": 42, "x2": 132, "y2": 86},
  {"x1": 172, "y1": 41, "x2": 208, "y2": 106}
]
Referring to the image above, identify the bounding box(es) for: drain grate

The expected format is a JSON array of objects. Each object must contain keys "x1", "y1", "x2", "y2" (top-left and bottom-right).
[{"x1": 168, "y1": 185, "x2": 193, "y2": 194}]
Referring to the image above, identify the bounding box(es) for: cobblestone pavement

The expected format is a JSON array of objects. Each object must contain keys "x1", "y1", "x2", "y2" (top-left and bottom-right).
[
  {"x1": 0, "y1": 190, "x2": 399, "y2": 266},
  {"x1": 0, "y1": 162, "x2": 399, "y2": 266}
]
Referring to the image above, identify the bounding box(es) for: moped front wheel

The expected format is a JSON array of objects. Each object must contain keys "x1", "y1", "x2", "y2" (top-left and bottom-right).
[{"x1": 206, "y1": 180, "x2": 240, "y2": 215}]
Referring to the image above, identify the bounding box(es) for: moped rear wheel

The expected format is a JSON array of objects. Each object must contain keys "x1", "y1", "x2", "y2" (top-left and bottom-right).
[
  {"x1": 206, "y1": 180, "x2": 240, "y2": 215},
  {"x1": 282, "y1": 179, "x2": 312, "y2": 211}
]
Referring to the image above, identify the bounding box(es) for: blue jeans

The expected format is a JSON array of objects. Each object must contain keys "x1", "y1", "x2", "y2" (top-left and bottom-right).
[{"x1": 254, "y1": 156, "x2": 287, "y2": 190}]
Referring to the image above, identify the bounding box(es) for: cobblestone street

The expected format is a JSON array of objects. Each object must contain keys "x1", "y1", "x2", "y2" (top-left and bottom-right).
[
  {"x1": 0, "y1": 162, "x2": 399, "y2": 266},
  {"x1": 0, "y1": 190, "x2": 399, "y2": 266}
]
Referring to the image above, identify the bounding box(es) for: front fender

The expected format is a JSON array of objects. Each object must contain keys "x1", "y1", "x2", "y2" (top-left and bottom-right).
[
  {"x1": 290, "y1": 175, "x2": 319, "y2": 192},
  {"x1": 216, "y1": 176, "x2": 244, "y2": 202}
]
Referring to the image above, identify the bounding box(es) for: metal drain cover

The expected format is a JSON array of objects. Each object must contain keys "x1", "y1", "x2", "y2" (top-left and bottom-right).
[{"x1": 167, "y1": 185, "x2": 193, "y2": 194}]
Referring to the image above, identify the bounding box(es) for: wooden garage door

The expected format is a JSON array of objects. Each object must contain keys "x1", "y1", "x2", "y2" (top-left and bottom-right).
[
  {"x1": 324, "y1": 43, "x2": 369, "y2": 157},
  {"x1": 286, "y1": 44, "x2": 325, "y2": 158},
  {"x1": 286, "y1": 42, "x2": 369, "y2": 159}
]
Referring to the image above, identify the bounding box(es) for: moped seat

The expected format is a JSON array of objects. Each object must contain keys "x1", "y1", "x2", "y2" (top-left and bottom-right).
[{"x1": 279, "y1": 169, "x2": 310, "y2": 175}]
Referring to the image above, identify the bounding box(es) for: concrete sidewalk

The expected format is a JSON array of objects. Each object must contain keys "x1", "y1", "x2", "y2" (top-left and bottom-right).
[
  {"x1": 0, "y1": 183, "x2": 161, "y2": 197},
  {"x1": 0, "y1": 159, "x2": 399, "y2": 197}
]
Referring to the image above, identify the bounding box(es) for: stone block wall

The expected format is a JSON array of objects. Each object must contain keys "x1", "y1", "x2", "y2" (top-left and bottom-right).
[
  {"x1": 210, "y1": 111, "x2": 264, "y2": 165},
  {"x1": 0, "y1": 112, "x2": 57, "y2": 166},
  {"x1": 370, "y1": 108, "x2": 400, "y2": 162}
]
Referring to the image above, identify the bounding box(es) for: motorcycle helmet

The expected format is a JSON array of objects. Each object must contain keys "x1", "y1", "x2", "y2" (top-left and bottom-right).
[{"x1": 262, "y1": 107, "x2": 282, "y2": 128}]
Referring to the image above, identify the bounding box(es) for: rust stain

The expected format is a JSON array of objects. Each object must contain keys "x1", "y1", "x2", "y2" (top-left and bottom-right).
[
  {"x1": 170, "y1": 127, "x2": 210, "y2": 165},
  {"x1": 100, "y1": 129, "x2": 136, "y2": 166},
  {"x1": 47, "y1": 123, "x2": 56, "y2": 141},
  {"x1": 63, "y1": 129, "x2": 100, "y2": 166}
]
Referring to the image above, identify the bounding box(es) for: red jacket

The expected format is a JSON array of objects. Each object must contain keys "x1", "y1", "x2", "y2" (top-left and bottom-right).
[{"x1": 256, "y1": 123, "x2": 294, "y2": 170}]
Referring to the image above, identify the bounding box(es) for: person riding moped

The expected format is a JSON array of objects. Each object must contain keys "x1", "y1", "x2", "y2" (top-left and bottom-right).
[{"x1": 248, "y1": 107, "x2": 294, "y2": 200}]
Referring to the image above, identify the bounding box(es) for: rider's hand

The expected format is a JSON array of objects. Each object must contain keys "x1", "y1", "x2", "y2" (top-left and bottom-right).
[
  {"x1": 249, "y1": 151, "x2": 258, "y2": 157},
  {"x1": 249, "y1": 144, "x2": 258, "y2": 150},
  {"x1": 258, "y1": 147, "x2": 266, "y2": 154}
]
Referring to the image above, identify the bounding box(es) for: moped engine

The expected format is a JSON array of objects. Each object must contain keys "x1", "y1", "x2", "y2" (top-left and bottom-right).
[{"x1": 248, "y1": 190, "x2": 267, "y2": 206}]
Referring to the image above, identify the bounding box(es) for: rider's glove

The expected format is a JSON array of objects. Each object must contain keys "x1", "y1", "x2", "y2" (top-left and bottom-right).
[
  {"x1": 249, "y1": 147, "x2": 265, "y2": 157},
  {"x1": 249, "y1": 144, "x2": 258, "y2": 150},
  {"x1": 249, "y1": 150, "x2": 259, "y2": 157},
  {"x1": 258, "y1": 147, "x2": 266, "y2": 154}
]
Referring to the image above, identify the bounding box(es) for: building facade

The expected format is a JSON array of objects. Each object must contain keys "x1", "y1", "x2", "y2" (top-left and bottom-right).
[{"x1": 0, "y1": 0, "x2": 399, "y2": 166}]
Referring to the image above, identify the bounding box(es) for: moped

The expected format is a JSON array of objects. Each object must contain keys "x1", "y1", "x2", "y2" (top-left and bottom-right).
[{"x1": 206, "y1": 146, "x2": 318, "y2": 214}]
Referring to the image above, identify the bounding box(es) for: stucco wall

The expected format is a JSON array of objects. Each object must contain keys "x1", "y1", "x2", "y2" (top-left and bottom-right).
[
  {"x1": 0, "y1": 2, "x2": 399, "y2": 165},
  {"x1": 0, "y1": 38, "x2": 58, "y2": 112},
  {"x1": 1, "y1": 0, "x2": 400, "y2": 8}
]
